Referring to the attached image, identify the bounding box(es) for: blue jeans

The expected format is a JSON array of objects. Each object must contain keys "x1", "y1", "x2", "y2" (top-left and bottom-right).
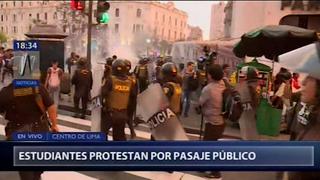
[{"x1": 183, "y1": 90, "x2": 192, "y2": 116}]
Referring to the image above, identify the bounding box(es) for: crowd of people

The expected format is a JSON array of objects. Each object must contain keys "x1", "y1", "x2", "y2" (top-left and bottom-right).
[{"x1": 0, "y1": 43, "x2": 319, "y2": 179}]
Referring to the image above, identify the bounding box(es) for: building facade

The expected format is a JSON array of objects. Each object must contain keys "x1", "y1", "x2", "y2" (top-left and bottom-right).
[
  {"x1": 209, "y1": 2, "x2": 226, "y2": 40},
  {"x1": 103, "y1": 1, "x2": 188, "y2": 46},
  {"x1": 186, "y1": 25, "x2": 203, "y2": 41},
  {"x1": 210, "y1": 1, "x2": 320, "y2": 39},
  {"x1": 0, "y1": 1, "x2": 188, "y2": 47},
  {"x1": 0, "y1": 1, "x2": 60, "y2": 45}
]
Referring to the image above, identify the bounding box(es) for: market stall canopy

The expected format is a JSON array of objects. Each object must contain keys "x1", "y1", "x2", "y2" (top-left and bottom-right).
[
  {"x1": 233, "y1": 25, "x2": 318, "y2": 60},
  {"x1": 279, "y1": 42, "x2": 320, "y2": 80},
  {"x1": 237, "y1": 58, "x2": 272, "y2": 72}
]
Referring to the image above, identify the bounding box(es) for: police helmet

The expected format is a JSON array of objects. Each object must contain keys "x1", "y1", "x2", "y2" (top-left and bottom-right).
[
  {"x1": 161, "y1": 62, "x2": 178, "y2": 78},
  {"x1": 112, "y1": 59, "x2": 127, "y2": 77},
  {"x1": 156, "y1": 58, "x2": 165, "y2": 67},
  {"x1": 241, "y1": 66, "x2": 259, "y2": 82},
  {"x1": 123, "y1": 59, "x2": 132, "y2": 73}
]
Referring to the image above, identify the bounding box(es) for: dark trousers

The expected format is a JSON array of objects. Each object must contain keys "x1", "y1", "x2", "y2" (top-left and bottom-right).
[
  {"x1": 182, "y1": 90, "x2": 192, "y2": 116},
  {"x1": 203, "y1": 123, "x2": 225, "y2": 141},
  {"x1": 74, "y1": 95, "x2": 89, "y2": 116},
  {"x1": 110, "y1": 110, "x2": 128, "y2": 141},
  {"x1": 101, "y1": 110, "x2": 112, "y2": 135}
]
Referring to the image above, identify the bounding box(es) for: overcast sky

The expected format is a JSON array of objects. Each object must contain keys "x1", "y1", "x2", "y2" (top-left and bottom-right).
[{"x1": 164, "y1": 1, "x2": 220, "y2": 40}]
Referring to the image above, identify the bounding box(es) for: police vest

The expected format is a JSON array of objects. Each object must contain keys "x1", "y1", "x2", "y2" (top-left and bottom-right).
[
  {"x1": 166, "y1": 82, "x2": 182, "y2": 114},
  {"x1": 108, "y1": 76, "x2": 132, "y2": 110}
]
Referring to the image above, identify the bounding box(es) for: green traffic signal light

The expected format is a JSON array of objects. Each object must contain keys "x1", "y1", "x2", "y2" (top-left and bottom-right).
[{"x1": 100, "y1": 12, "x2": 110, "y2": 24}]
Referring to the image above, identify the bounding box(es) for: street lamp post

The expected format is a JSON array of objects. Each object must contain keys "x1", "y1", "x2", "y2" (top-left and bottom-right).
[{"x1": 146, "y1": 38, "x2": 151, "y2": 57}]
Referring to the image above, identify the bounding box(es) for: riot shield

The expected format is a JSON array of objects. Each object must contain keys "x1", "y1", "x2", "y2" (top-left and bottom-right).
[{"x1": 136, "y1": 83, "x2": 188, "y2": 140}]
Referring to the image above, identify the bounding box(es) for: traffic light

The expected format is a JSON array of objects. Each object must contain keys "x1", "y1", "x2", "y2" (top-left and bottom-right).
[
  {"x1": 96, "y1": 0, "x2": 110, "y2": 24},
  {"x1": 71, "y1": 0, "x2": 85, "y2": 11}
]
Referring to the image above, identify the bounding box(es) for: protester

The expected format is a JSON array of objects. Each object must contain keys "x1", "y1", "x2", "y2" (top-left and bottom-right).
[
  {"x1": 285, "y1": 76, "x2": 320, "y2": 179},
  {"x1": 45, "y1": 60, "x2": 63, "y2": 106},
  {"x1": 236, "y1": 66, "x2": 260, "y2": 140},
  {"x1": 222, "y1": 63, "x2": 231, "y2": 86},
  {"x1": 1, "y1": 49, "x2": 14, "y2": 84},
  {"x1": 198, "y1": 64, "x2": 226, "y2": 179},
  {"x1": 66, "y1": 52, "x2": 78, "y2": 75},
  {"x1": 72, "y1": 58, "x2": 93, "y2": 119},
  {"x1": 182, "y1": 61, "x2": 197, "y2": 117}
]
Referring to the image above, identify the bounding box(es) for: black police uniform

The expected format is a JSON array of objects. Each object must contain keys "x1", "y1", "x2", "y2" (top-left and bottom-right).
[
  {"x1": 101, "y1": 59, "x2": 136, "y2": 141},
  {"x1": 150, "y1": 62, "x2": 182, "y2": 141},
  {"x1": 134, "y1": 59, "x2": 149, "y2": 93},
  {"x1": 0, "y1": 83, "x2": 54, "y2": 180},
  {"x1": 72, "y1": 63, "x2": 93, "y2": 119}
]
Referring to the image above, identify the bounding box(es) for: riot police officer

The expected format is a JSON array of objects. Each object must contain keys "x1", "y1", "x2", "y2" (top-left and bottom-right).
[
  {"x1": 134, "y1": 58, "x2": 149, "y2": 93},
  {"x1": 72, "y1": 58, "x2": 93, "y2": 119},
  {"x1": 101, "y1": 59, "x2": 136, "y2": 141},
  {"x1": 124, "y1": 59, "x2": 137, "y2": 139},
  {"x1": 161, "y1": 62, "x2": 183, "y2": 116},
  {"x1": 0, "y1": 80, "x2": 58, "y2": 180},
  {"x1": 154, "y1": 57, "x2": 165, "y2": 84}
]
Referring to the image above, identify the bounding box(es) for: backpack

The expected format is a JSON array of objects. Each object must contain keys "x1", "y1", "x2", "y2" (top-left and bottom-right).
[
  {"x1": 222, "y1": 79, "x2": 243, "y2": 122},
  {"x1": 60, "y1": 72, "x2": 71, "y2": 94},
  {"x1": 48, "y1": 67, "x2": 61, "y2": 90}
]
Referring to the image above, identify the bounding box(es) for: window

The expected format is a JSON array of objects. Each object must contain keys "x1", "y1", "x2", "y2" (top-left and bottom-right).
[
  {"x1": 181, "y1": 21, "x2": 182, "y2": 27},
  {"x1": 180, "y1": 32, "x2": 182, "y2": 39},
  {"x1": 169, "y1": 16, "x2": 171, "y2": 24},
  {"x1": 53, "y1": 12, "x2": 57, "y2": 19},
  {"x1": 132, "y1": 24, "x2": 135, "y2": 33},
  {"x1": 163, "y1": 15, "x2": 165, "y2": 23},
  {"x1": 154, "y1": 28, "x2": 157, "y2": 36},
  {"x1": 136, "y1": 24, "x2": 140, "y2": 32},
  {"x1": 0, "y1": 4, "x2": 3, "y2": 8},
  {"x1": 115, "y1": 8, "x2": 119, "y2": 17},
  {"x1": 13, "y1": 1, "x2": 16, "y2": 7},
  {"x1": 155, "y1": 12, "x2": 158, "y2": 20},
  {"x1": 29, "y1": 2, "x2": 32, "y2": 6},
  {"x1": 1, "y1": 15, "x2": 3, "y2": 22},
  {"x1": 6, "y1": 2, "x2": 8, "y2": 7},
  {"x1": 175, "y1": 18, "x2": 177, "y2": 26},
  {"x1": 174, "y1": 31, "x2": 176, "y2": 40},
  {"x1": 168, "y1": 30, "x2": 171, "y2": 40},
  {"x1": 6, "y1": 15, "x2": 8, "y2": 21},
  {"x1": 13, "y1": 14, "x2": 16, "y2": 22},
  {"x1": 21, "y1": 1, "x2": 23, "y2": 7},
  {"x1": 21, "y1": 14, "x2": 23, "y2": 21},
  {"x1": 37, "y1": 13, "x2": 40, "y2": 20},
  {"x1": 1, "y1": 27, "x2": 3, "y2": 32},
  {"x1": 13, "y1": 26, "x2": 17, "y2": 33},
  {"x1": 115, "y1": 23, "x2": 119, "y2": 33},
  {"x1": 29, "y1": 13, "x2": 32, "y2": 18},
  {"x1": 44, "y1": 12, "x2": 47, "y2": 20},
  {"x1": 136, "y1": 9, "x2": 142, "y2": 17}
]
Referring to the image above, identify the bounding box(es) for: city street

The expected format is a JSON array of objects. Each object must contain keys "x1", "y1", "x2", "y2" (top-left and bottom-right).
[{"x1": 0, "y1": 94, "x2": 288, "y2": 180}]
